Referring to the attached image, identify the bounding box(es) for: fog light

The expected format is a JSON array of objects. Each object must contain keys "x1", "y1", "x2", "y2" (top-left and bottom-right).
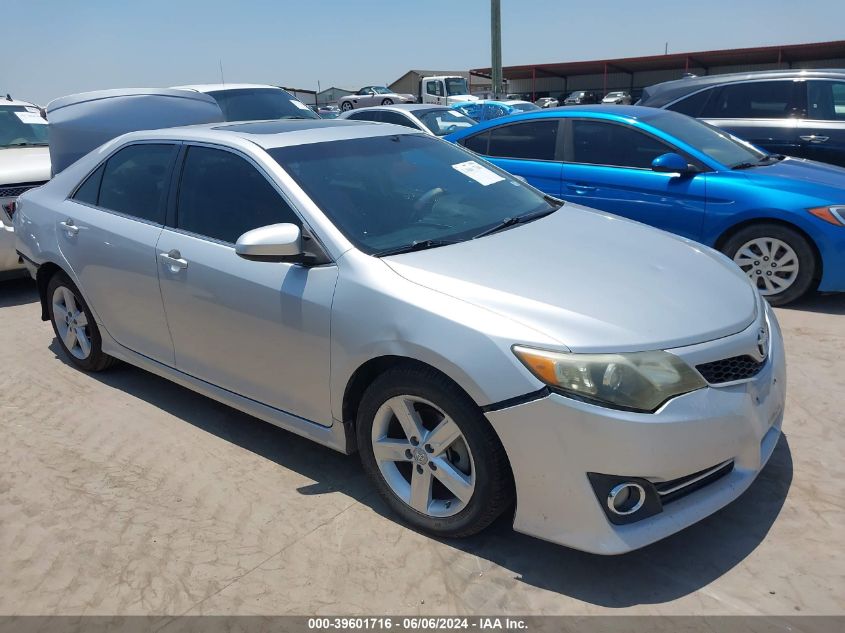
[{"x1": 607, "y1": 482, "x2": 646, "y2": 515}]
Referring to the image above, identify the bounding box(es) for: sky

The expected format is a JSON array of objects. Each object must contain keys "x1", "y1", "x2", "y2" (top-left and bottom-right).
[{"x1": 4, "y1": 0, "x2": 845, "y2": 105}]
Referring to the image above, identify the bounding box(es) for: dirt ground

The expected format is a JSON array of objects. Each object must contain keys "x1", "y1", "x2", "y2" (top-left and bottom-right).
[{"x1": 1, "y1": 277, "x2": 842, "y2": 617}]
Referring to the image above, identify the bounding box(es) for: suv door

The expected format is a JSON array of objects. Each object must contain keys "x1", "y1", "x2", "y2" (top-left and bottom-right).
[
  {"x1": 156, "y1": 144, "x2": 337, "y2": 425},
  {"x1": 801, "y1": 79, "x2": 845, "y2": 167},
  {"x1": 460, "y1": 119, "x2": 563, "y2": 195},
  {"x1": 61, "y1": 142, "x2": 178, "y2": 364},
  {"x1": 698, "y1": 80, "x2": 805, "y2": 158},
  {"x1": 562, "y1": 119, "x2": 707, "y2": 240}
]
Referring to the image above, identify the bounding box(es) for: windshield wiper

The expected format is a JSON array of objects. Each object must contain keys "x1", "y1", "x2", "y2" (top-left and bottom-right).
[
  {"x1": 374, "y1": 239, "x2": 459, "y2": 257},
  {"x1": 473, "y1": 205, "x2": 559, "y2": 239},
  {"x1": 733, "y1": 154, "x2": 785, "y2": 170}
]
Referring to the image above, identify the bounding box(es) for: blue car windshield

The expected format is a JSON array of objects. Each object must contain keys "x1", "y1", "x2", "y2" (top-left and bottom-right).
[
  {"x1": 651, "y1": 113, "x2": 767, "y2": 168},
  {"x1": 269, "y1": 134, "x2": 555, "y2": 255}
]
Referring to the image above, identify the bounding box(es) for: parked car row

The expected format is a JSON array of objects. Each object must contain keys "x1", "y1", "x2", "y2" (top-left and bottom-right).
[
  {"x1": 13, "y1": 91, "x2": 787, "y2": 555},
  {"x1": 534, "y1": 90, "x2": 633, "y2": 108}
]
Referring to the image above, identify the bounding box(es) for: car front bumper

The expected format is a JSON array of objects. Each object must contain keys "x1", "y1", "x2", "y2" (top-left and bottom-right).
[
  {"x1": 486, "y1": 303, "x2": 786, "y2": 554},
  {"x1": 0, "y1": 219, "x2": 25, "y2": 274}
]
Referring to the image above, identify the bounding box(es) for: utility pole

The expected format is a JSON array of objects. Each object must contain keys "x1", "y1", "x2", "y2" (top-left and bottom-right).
[{"x1": 491, "y1": 0, "x2": 502, "y2": 98}]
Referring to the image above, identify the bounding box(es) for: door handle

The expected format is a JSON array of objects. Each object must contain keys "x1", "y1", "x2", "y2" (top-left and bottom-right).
[
  {"x1": 59, "y1": 219, "x2": 79, "y2": 236},
  {"x1": 566, "y1": 183, "x2": 597, "y2": 192},
  {"x1": 159, "y1": 250, "x2": 188, "y2": 271},
  {"x1": 799, "y1": 135, "x2": 829, "y2": 143}
]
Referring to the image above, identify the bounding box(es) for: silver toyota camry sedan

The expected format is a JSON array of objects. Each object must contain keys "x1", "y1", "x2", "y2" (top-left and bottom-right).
[{"x1": 14, "y1": 119, "x2": 785, "y2": 554}]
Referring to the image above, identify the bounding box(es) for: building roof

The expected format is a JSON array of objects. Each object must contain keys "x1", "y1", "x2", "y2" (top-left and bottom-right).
[
  {"x1": 390, "y1": 70, "x2": 469, "y2": 84},
  {"x1": 471, "y1": 40, "x2": 845, "y2": 80}
]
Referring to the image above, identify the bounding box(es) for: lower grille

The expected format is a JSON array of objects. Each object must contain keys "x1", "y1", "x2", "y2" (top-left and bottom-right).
[
  {"x1": 654, "y1": 460, "x2": 734, "y2": 505},
  {"x1": 0, "y1": 181, "x2": 47, "y2": 198},
  {"x1": 696, "y1": 355, "x2": 764, "y2": 384}
]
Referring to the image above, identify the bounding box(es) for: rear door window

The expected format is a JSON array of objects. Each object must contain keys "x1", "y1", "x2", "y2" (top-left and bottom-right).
[
  {"x1": 666, "y1": 87, "x2": 717, "y2": 117},
  {"x1": 176, "y1": 146, "x2": 300, "y2": 244},
  {"x1": 72, "y1": 164, "x2": 105, "y2": 206},
  {"x1": 487, "y1": 120, "x2": 560, "y2": 160},
  {"x1": 701, "y1": 81, "x2": 803, "y2": 119},
  {"x1": 378, "y1": 111, "x2": 421, "y2": 129},
  {"x1": 97, "y1": 144, "x2": 178, "y2": 223},
  {"x1": 570, "y1": 120, "x2": 671, "y2": 168},
  {"x1": 461, "y1": 131, "x2": 490, "y2": 154},
  {"x1": 807, "y1": 80, "x2": 845, "y2": 121}
]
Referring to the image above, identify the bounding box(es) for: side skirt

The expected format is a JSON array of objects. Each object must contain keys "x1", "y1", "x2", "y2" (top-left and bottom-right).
[{"x1": 100, "y1": 334, "x2": 353, "y2": 455}]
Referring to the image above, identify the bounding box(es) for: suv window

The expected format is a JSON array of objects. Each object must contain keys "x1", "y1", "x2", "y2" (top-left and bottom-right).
[
  {"x1": 807, "y1": 80, "x2": 845, "y2": 121},
  {"x1": 378, "y1": 111, "x2": 419, "y2": 129},
  {"x1": 177, "y1": 146, "x2": 300, "y2": 244},
  {"x1": 702, "y1": 80, "x2": 802, "y2": 119},
  {"x1": 571, "y1": 120, "x2": 671, "y2": 168},
  {"x1": 97, "y1": 144, "x2": 177, "y2": 223},
  {"x1": 666, "y1": 87, "x2": 716, "y2": 117},
  {"x1": 487, "y1": 120, "x2": 559, "y2": 160}
]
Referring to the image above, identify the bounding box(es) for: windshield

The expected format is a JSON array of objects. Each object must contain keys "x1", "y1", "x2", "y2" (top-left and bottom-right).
[
  {"x1": 605, "y1": 92, "x2": 623, "y2": 98},
  {"x1": 373, "y1": 87, "x2": 393, "y2": 95},
  {"x1": 445, "y1": 78, "x2": 469, "y2": 96},
  {"x1": 650, "y1": 112, "x2": 767, "y2": 168},
  {"x1": 509, "y1": 102, "x2": 540, "y2": 112},
  {"x1": 0, "y1": 106, "x2": 48, "y2": 148},
  {"x1": 417, "y1": 109, "x2": 477, "y2": 136},
  {"x1": 268, "y1": 134, "x2": 555, "y2": 255},
  {"x1": 206, "y1": 88, "x2": 318, "y2": 122}
]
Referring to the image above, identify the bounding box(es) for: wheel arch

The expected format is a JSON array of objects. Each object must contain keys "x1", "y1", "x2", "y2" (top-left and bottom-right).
[
  {"x1": 714, "y1": 217, "x2": 823, "y2": 284},
  {"x1": 35, "y1": 261, "x2": 64, "y2": 321}
]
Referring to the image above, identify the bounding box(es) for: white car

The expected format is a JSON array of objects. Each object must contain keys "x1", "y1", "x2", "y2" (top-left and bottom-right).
[
  {"x1": 1, "y1": 97, "x2": 50, "y2": 276},
  {"x1": 338, "y1": 86, "x2": 416, "y2": 112},
  {"x1": 173, "y1": 84, "x2": 318, "y2": 121},
  {"x1": 339, "y1": 104, "x2": 477, "y2": 136}
]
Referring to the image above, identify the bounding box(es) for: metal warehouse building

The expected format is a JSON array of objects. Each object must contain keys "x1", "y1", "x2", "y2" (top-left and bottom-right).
[{"x1": 471, "y1": 39, "x2": 845, "y2": 101}]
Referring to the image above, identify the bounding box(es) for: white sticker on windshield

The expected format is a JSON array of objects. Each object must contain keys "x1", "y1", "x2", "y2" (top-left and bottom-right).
[
  {"x1": 14, "y1": 111, "x2": 46, "y2": 125},
  {"x1": 290, "y1": 100, "x2": 311, "y2": 111},
  {"x1": 451, "y1": 160, "x2": 505, "y2": 186}
]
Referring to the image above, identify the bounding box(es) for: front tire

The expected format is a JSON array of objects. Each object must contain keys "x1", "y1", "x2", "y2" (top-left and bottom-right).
[
  {"x1": 722, "y1": 223, "x2": 817, "y2": 306},
  {"x1": 47, "y1": 272, "x2": 116, "y2": 372},
  {"x1": 357, "y1": 366, "x2": 513, "y2": 538}
]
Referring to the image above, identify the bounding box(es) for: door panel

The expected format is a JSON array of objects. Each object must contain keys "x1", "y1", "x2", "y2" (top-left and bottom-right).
[
  {"x1": 59, "y1": 201, "x2": 174, "y2": 363},
  {"x1": 562, "y1": 119, "x2": 706, "y2": 240},
  {"x1": 560, "y1": 164, "x2": 707, "y2": 240},
  {"x1": 801, "y1": 80, "x2": 845, "y2": 167},
  {"x1": 156, "y1": 231, "x2": 337, "y2": 425}
]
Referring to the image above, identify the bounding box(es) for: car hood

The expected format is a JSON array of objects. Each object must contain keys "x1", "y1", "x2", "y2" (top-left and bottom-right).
[
  {"x1": 743, "y1": 157, "x2": 845, "y2": 197},
  {"x1": 0, "y1": 146, "x2": 51, "y2": 184},
  {"x1": 384, "y1": 204, "x2": 757, "y2": 352}
]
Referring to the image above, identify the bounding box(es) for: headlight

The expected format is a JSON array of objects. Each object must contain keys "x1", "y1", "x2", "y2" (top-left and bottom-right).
[
  {"x1": 808, "y1": 205, "x2": 845, "y2": 226},
  {"x1": 512, "y1": 346, "x2": 707, "y2": 412}
]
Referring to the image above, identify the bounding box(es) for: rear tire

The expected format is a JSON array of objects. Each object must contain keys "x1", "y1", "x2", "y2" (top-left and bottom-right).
[
  {"x1": 721, "y1": 223, "x2": 817, "y2": 306},
  {"x1": 47, "y1": 272, "x2": 116, "y2": 372},
  {"x1": 357, "y1": 366, "x2": 513, "y2": 538},
  {"x1": 340, "y1": 101, "x2": 353, "y2": 112},
  {"x1": 381, "y1": 98, "x2": 394, "y2": 106}
]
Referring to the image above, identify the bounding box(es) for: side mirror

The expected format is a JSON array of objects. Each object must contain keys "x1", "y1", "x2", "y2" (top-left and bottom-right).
[
  {"x1": 235, "y1": 223, "x2": 302, "y2": 262},
  {"x1": 651, "y1": 152, "x2": 692, "y2": 174}
]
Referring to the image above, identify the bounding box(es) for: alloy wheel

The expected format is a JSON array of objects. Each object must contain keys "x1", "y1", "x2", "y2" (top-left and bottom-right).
[
  {"x1": 733, "y1": 237, "x2": 799, "y2": 296},
  {"x1": 52, "y1": 285, "x2": 92, "y2": 360},
  {"x1": 371, "y1": 395, "x2": 475, "y2": 518}
]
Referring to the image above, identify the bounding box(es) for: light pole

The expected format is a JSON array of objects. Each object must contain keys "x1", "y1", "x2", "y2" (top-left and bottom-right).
[{"x1": 491, "y1": 0, "x2": 502, "y2": 99}]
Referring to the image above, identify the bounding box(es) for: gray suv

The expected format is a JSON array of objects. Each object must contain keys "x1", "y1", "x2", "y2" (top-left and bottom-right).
[{"x1": 639, "y1": 69, "x2": 845, "y2": 167}]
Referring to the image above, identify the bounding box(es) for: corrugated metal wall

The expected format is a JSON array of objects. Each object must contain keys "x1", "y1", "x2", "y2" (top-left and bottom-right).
[{"x1": 507, "y1": 57, "x2": 845, "y2": 98}]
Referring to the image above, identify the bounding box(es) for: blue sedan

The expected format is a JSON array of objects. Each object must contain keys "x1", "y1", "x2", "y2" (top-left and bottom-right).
[{"x1": 445, "y1": 105, "x2": 845, "y2": 305}]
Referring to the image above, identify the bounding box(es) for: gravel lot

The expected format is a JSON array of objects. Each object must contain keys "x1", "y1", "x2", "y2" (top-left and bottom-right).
[{"x1": 1, "y1": 277, "x2": 843, "y2": 617}]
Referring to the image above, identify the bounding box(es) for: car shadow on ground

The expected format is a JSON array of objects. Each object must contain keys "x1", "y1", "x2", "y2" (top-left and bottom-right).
[
  {"x1": 48, "y1": 338, "x2": 794, "y2": 609},
  {"x1": 781, "y1": 291, "x2": 845, "y2": 315},
  {"x1": 0, "y1": 277, "x2": 38, "y2": 308}
]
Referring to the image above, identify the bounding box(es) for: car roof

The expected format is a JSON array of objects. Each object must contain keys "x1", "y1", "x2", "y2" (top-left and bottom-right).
[
  {"x1": 640, "y1": 68, "x2": 845, "y2": 107},
  {"x1": 172, "y1": 83, "x2": 287, "y2": 93},
  {"x1": 116, "y1": 118, "x2": 425, "y2": 149},
  {"x1": 346, "y1": 104, "x2": 450, "y2": 114}
]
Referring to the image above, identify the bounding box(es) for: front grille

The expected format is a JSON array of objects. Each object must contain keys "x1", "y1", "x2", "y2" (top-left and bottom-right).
[
  {"x1": 696, "y1": 355, "x2": 764, "y2": 384},
  {"x1": 0, "y1": 181, "x2": 47, "y2": 198},
  {"x1": 654, "y1": 460, "x2": 734, "y2": 505}
]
